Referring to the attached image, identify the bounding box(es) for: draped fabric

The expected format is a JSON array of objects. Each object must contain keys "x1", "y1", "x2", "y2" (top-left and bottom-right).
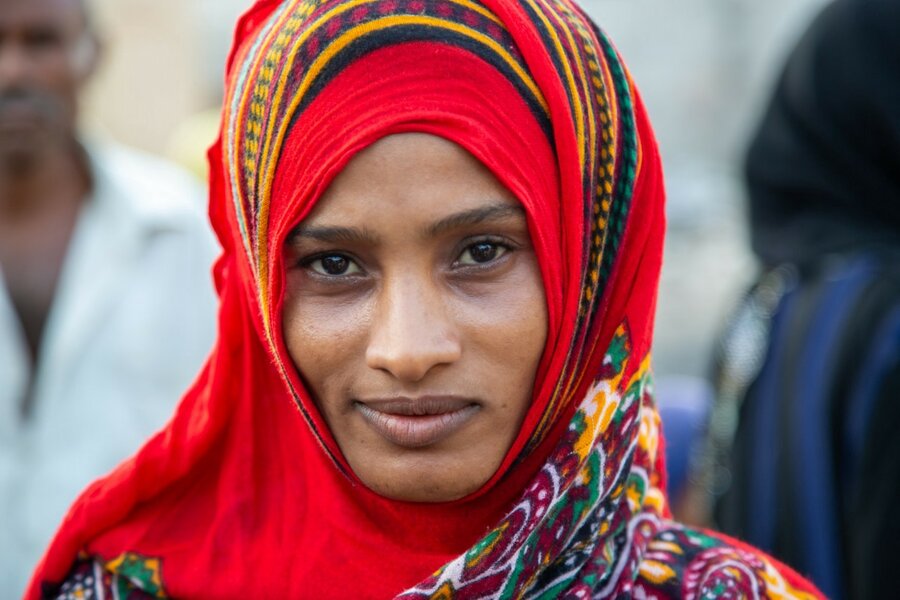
[{"x1": 30, "y1": 0, "x2": 821, "y2": 598}]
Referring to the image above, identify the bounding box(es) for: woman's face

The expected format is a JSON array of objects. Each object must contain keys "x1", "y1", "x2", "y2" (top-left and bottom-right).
[{"x1": 283, "y1": 133, "x2": 548, "y2": 502}]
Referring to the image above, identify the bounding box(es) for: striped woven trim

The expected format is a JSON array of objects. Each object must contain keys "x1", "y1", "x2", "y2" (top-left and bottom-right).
[
  {"x1": 224, "y1": 0, "x2": 551, "y2": 340},
  {"x1": 516, "y1": 0, "x2": 639, "y2": 446}
]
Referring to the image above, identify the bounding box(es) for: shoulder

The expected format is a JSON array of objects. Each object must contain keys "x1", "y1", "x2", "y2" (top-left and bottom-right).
[{"x1": 632, "y1": 522, "x2": 823, "y2": 599}]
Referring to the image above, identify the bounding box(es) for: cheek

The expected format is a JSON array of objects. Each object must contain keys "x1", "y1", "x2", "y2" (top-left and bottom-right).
[
  {"x1": 282, "y1": 291, "x2": 371, "y2": 401},
  {"x1": 35, "y1": 61, "x2": 80, "y2": 110},
  {"x1": 456, "y1": 259, "x2": 549, "y2": 397}
]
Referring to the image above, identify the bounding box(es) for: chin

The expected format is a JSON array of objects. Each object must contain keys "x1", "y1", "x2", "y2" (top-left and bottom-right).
[
  {"x1": 369, "y1": 482, "x2": 473, "y2": 504},
  {"x1": 0, "y1": 136, "x2": 51, "y2": 171},
  {"x1": 357, "y1": 460, "x2": 489, "y2": 503}
]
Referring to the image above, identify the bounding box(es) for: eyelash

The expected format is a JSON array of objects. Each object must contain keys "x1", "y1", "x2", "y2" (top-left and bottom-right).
[
  {"x1": 298, "y1": 237, "x2": 515, "y2": 278},
  {"x1": 299, "y1": 252, "x2": 364, "y2": 278},
  {"x1": 453, "y1": 237, "x2": 514, "y2": 269}
]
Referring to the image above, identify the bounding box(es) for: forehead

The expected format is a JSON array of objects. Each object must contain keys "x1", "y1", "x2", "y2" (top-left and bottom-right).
[
  {"x1": 306, "y1": 133, "x2": 520, "y2": 225},
  {"x1": 0, "y1": 0, "x2": 84, "y2": 30}
]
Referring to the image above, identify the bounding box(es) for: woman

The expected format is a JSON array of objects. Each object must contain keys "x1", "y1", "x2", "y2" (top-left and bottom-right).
[{"x1": 29, "y1": 0, "x2": 821, "y2": 597}]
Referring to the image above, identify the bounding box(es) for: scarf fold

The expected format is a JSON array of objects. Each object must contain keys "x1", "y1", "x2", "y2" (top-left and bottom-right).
[{"x1": 29, "y1": 0, "x2": 822, "y2": 597}]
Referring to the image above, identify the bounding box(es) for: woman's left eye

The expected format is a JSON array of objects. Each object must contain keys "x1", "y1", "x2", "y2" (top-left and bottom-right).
[
  {"x1": 306, "y1": 254, "x2": 362, "y2": 276},
  {"x1": 457, "y1": 241, "x2": 509, "y2": 266}
]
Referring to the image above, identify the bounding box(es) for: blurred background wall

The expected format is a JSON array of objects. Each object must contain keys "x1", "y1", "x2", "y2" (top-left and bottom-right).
[
  {"x1": 81, "y1": 0, "x2": 830, "y2": 379},
  {"x1": 590, "y1": 0, "x2": 829, "y2": 378}
]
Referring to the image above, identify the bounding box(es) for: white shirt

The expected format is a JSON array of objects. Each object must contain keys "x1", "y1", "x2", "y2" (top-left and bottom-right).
[{"x1": 0, "y1": 143, "x2": 219, "y2": 597}]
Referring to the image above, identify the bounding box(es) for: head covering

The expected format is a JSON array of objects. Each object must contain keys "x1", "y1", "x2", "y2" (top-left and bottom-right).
[
  {"x1": 31, "y1": 0, "x2": 820, "y2": 597},
  {"x1": 746, "y1": 0, "x2": 900, "y2": 267}
]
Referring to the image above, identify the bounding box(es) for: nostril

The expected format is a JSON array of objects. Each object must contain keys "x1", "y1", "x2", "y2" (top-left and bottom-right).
[{"x1": 365, "y1": 330, "x2": 462, "y2": 383}]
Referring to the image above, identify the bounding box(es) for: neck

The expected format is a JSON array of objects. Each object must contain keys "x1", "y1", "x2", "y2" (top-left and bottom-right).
[{"x1": 0, "y1": 140, "x2": 90, "y2": 218}]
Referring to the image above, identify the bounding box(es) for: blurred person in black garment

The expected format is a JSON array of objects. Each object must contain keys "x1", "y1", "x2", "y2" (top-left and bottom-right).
[
  {"x1": 0, "y1": 0, "x2": 217, "y2": 595},
  {"x1": 690, "y1": 0, "x2": 900, "y2": 598}
]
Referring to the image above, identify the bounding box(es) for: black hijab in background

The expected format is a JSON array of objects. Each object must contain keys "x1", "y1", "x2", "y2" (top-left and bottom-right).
[
  {"x1": 706, "y1": 1, "x2": 900, "y2": 598},
  {"x1": 746, "y1": 0, "x2": 900, "y2": 266}
]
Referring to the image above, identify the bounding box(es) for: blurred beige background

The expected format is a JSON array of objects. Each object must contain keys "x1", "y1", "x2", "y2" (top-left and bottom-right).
[
  {"x1": 82, "y1": 0, "x2": 247, "y2": 155},
  {"x1": 81, "y1": 0, "x2": 830, "y2": 379}
]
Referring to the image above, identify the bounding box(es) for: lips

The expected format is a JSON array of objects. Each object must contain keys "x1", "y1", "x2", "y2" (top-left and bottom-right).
[{"x1": 355, "y1": 396, "x2": 480, "y2": 448}]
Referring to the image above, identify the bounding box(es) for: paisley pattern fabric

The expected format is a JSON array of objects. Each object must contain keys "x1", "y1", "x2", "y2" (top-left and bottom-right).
[
  {"x1": 401, "y1": 326, "x2": 659, "y2": 597},
  {"x1": 49, "y1": 554, "x2": 161, "y2": 600},
  {"x1": 399, "y1": 328, "x2": 817, "y2": 599},
  {"x1": 30, "y1": 0, "x2": 822, "y2": 598}
]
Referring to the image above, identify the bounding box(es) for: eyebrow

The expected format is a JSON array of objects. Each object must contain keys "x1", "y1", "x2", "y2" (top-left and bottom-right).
[
  {"x1": 287, "y1": 202, "x2": 525, "y2": 245},
  {"x1": 425, "y1": 203, "x2": 526, "y2": 237},
  {"x1": 287, "y1": 224, "x2": 379, "y2": 245}
]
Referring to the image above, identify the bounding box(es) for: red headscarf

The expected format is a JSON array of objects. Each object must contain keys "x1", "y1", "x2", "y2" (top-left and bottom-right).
[{"x1": 30, "y1": 0, "x2": 821, "y2": 597}]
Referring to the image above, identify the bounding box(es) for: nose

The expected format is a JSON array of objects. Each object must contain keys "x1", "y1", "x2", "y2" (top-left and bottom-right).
[{"x1": 365, "y1": 274, "x2": 462, "y2": 383}]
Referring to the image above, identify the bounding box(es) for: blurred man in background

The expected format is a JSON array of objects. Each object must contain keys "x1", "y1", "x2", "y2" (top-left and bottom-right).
[{"x1": 0, "y1": 0, "x2": 218, "y2": 594}]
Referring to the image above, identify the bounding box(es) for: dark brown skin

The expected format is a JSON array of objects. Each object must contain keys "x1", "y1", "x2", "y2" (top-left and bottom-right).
[
  {"x1": 0, "y1": 0, "x2": 99, "y2": 413},
  {"x1": 283, "y1": 133, "x2": 549, "y2": 503}
]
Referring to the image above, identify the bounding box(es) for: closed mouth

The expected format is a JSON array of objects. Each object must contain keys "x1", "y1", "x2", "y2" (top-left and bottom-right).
[
  {"x1": 354, "y1": 396, "x2": 480, "y2": 448},
  {"x1": 0, "y1": 100, "x2": 48, "y2": 126}
]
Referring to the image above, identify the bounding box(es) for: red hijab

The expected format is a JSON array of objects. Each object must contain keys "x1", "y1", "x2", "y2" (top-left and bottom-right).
[{"x1": 30, "y1": 0, "x2": 821, "y2": 597}]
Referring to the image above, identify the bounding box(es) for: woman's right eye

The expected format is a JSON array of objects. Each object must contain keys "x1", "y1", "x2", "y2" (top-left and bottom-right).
[{"x1": 306, "y1": 254, "x2": 362, "y2": 276}]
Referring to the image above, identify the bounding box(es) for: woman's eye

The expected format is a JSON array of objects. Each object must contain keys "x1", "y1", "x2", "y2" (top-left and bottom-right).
[
  {"x1": 307, "y1": 254, "x2": 361, "y2": 276},
  {"x1": 458, "y1": 242, "x2": 508, "y2": 266}
]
